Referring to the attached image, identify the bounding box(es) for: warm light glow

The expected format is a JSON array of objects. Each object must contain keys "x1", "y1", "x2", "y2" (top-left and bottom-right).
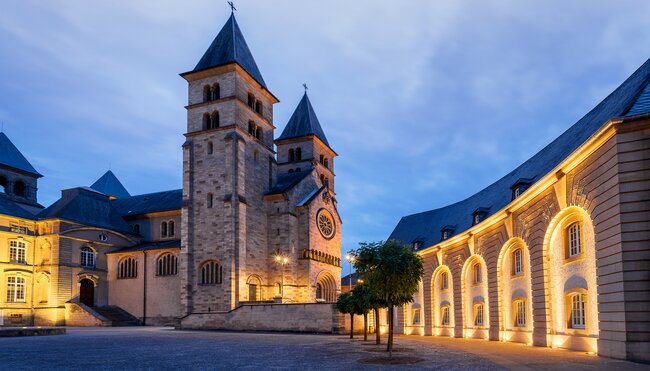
[
  {"x1": 275, "y1": 256, "x2": 281, "y2": 262},
  {"x1": 345, "y1": 254, "x2": 355, "y2": 263}
]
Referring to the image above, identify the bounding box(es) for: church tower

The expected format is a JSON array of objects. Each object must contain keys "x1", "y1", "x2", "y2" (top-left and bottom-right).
[
  {"x1": 275, "y1": 92, "x2": 337, "y2": 192},
  {"x1": 179, "y1": 13, "x2": 279, "y2": 314}
]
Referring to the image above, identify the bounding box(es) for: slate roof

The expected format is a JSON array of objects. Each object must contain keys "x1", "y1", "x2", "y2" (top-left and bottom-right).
[
  {"x1": 0, "y1": 194, "x2": 37, "y2": 219},
  {"x1": 266, "y1": 170, "x2": 312, "y2": 195},
  {"x1": 277, "y1": 93, "x2": 330, "y2": 146},
  {"x1": 186, "y1": 13, "x2": 266, "y2": 88},
  {"x1": 106, "y1": 239, "x2": 180, "y2": 254},
  {"x1": 112, "y1": 189, "x2": 182, "y2": 217},
  {"x1": 389, "y1": 58, "x2": 650, "y2": 250},
  {"x1": 90, "y1": 170, "x2": 131, "y2": 199},
  {"x1": 39, "y1": 187, "x2": 133, "y2": 234},
  {"x1": 0, "y1": 133, "x2": 41, "y2": 177}
]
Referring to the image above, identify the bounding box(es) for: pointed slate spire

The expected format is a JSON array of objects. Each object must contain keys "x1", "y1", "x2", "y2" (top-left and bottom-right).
[
  {"x1": 90, "y1": 170, "x2": 130, "y2": 199},
  {"x1": 0, "y1": 132, "x2": 41, "y2": 177},
  {"x1": 189, "y1": 13, "x2": 266, "y2": 88},
  {"x1": 278, "y1": 92, "x2": 330, "y2": 146}
]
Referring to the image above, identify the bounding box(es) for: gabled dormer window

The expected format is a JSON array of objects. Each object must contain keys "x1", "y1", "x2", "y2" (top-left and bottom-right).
[
  {"x1": 472, "y1": 207, "x2": 489, "y2": 226},
  {"x1": 510, "y1": 178, "x2": 534, "y2": 200},
  {"x1": 411, "y1": 240, "x2": 423, "y2": 250},
  {"x1": 440, "y1": 226, "x2": 455, "y2": 241}
]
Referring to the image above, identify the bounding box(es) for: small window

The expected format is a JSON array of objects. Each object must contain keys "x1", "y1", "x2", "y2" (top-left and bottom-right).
[
  {"x1": 255, "y1": 126, "x2": 261, "y2": 140},
  {"x1": 295, "y1": 147, "x2": 302, "y2": 161},
  {"x1": 10, "y1": 225, "x2": 28, "y2": 234},
  {"x1": 202, "y1": 113, "x2": 210, "y2": 130},
  {"x1": 248, "y1": 93, "x2": 255, "y2": 107},
  {"x1": 203, "y1": 85, "x2": 212, "y2": 102},
  {"x1": 212, "y1": 83, "x2": 220, "y2": 100},
  {"x1": 118, "y1": 257, "x2": 138, "y2": 279},
  {"x1": 255, "y1": 100, "x2": 262, "y2": 115},
  {"x1": 513, "y1": 187, "x2": 521, "y2": 199},
  {"x1": 441, "y1": 272, "x2": 448, "y2": 290},
  {"x1": 133, "y1": 224, "x2": 140, "y2": 234},
  {"x1": 6, "y1": 276, "x2": 26, "y2": 303},
  {"x1": 513, "y1": 249, "x2": 523, "y2": 275},
  {"x1": 99, "y1": 233, "x2": 108, "y2": 242},
  {"x1": 288, "y1": 149, "x2": 295, "y2": 162},
  {"x1": 156, "y1": 253, "x2": 178, "y2": 276},
  {"x1": 200, "y1": 261, "x2": 223, "y2": 285},
  {"x1": 515, "y1": 300, "x2": 526, "y2": 327},
  {"x1": 168, "y1": 220, "x2": 175, "y2": 237},
  {"x1": 80, "y1": 247, "x2": 96, "y2": 268},
  {"x1": 473, "y1": 263, "x2": 482, "y2": 284},
  {"x1": 207, "y1": 193, "x2": 213, "y2": 208},
  {"x1": 567, "y1": 223, "x2": 581, "y2": 258},
  {"x1": 441, "y1": 305, "x2": 450, "y2": 326},
  {"x1": 13, "y1": 181, "x2": 25, "y2": 197},
  {"x1": 412, "y1": 241, "x2": 422, "y2": 250},
  {"x1": 570, "y1": 294, "x2": 586, "y2": 329},
  {"x1": 324, "y1": 158, "x2": 329, "y2": 169},
  {"x1": 288, "y1": 169, "x2": 294, "y2": 173},
  {"x1": 9, "y1": 240, "x2": 26, "y2": 263},
  {"x1": 209, "y1": 111, "x2": 219, "y2": 129},
  {"x1": 474, "y1": 303, "x2": 484, "y2": 326},
  {"x1": 474, "y1": 214, "x2": 481, "y2": 225},
  {"x1": 161, "y1": 221, "x2": 168, "y2": 238},
  {"x1": 412, "y1": 308, "x2": 421, "y2": 325},
  {"x1": 207, "y1": 141, "x2": 213, "y2": 154},
  {"x1": 319, "y1": 154, "x2": 324, "y2": 164}
]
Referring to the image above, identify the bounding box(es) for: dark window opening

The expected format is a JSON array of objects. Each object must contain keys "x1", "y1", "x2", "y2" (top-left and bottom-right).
[{"x1": 13, "y1": 181, "x2": 25, "y2": 197}]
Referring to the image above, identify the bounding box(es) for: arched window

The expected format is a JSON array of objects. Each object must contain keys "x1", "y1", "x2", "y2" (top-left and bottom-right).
[
  {"x1": 295, "y1": 147, "x2": 302, "y2": 161},
  {"x1": 80, "y1": 247, "x2": 95, "y2": 268},
  {"x1": 202, "y1": 113, "x2": 210, "y2": 130},
  {"x1": 200, "y1": 261, "x2": 223, "y2": 285},
  {"x1": 441, "y1": 305, "x2": 450, "y2": 326},
  {"x1": 13, "y1": 181, "x2": 25, "y2": 197},
  {"x1": 118, "y1": 257, "x2": 138, "y2": 279},
  {"x1": 319, "y1": 154, "x2": 324, "y2": 164},
  {"x1": 247, "y1": 93, "x2": 254, "y2": 107},
  {"x1": 207, "y1": 141, "x2": 213, "y2": 155},
  {"x1": 473, "y1": 263, "x2": 482, "y2": 284},
  {"x1": 209, "y1": 111, "x2": 220, "y2": 129},
  {"x1": 247, "y1": 276, "x2": 261, "y2": 301},
  {"x1": 288, "y1": 169, "x2": 294, "y2": 173},
  {"x1": 570, "y1": 293, "x2": 586, "y2": 329},
  {"x1": 6, "y1": 275, "x2": 26, "y2": 302},
  {"x1": 9, "y1": 240, "x2": 26, "y2": 263},
  {"x1": 161, "y1": 221, "x2": 168, "y2": 238},
  {"x1": 212, "y1": 83, "x2": 220, "y2": 100},
  {"x1": 324, "y1": 158, "x2": 329, "y2": 169},
  {"x1": 168, "y1": 220, "x2": 175, "y2": 237},
  {"x1": 133, "y1": 224, "x2": 140, "y2": 234},
  {"x1": 288, "y1": 149, "x2": 295, "y2": 162},
  {"x1": 156, "y1": 253, "x2": 178, "y2": 276},
  {"x1": 514, "y1": 299, "x2": 526, "y2": 327},
  {"x1": 566, "y1": 222, "x2": 581, "y2": 258},
  {"x1": 474, "y1": 304, "x2": 482, "y2": 326},
  {"x1": 248, "y1": 121, "x2": 255, "y2": 136},
  {"x1": 412, "y1": 308, "x2": 421, "y2": 325},
  {"x1": 207, "y1": 193, "x2": 213, "y2": 208},
  {"x1": 255, "y1": 127, "x2": 261, "y2": 140},
  {"x1": 255, "y1": 100, "x2": 262, "y2": 114},
  {"x1": 441, "y1": 272, "x2": 448, "y2": 290},
  {"x1": 512, "y1": 249, "x2": 523, "y2": 275},
  {"x1": 316, "y1": 282, "x2": 323, "y2": 300},
  {"x1": 203, "y1": 85, "x2": 212, "y2": 102},
  {"x1": 323, "y1": 177, "x2": 329, "y2": 187}
]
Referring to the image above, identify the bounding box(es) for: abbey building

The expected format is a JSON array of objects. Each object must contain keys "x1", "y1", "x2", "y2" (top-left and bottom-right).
[{"x1": 0, "y1": 13, "x2": 341, "y2": 329}]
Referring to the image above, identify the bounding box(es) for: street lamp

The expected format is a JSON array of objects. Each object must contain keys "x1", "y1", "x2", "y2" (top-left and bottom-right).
[
  {"x1": 275, "y1": 254, "x2": 289, "y2": 297},
  {"x1": 345, "y1": 254, "x2": 355, "y2": 291}
]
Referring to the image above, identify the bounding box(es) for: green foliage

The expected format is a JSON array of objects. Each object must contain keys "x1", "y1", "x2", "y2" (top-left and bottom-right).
[
  {"x1": 336, "y1": 292, "x2": 353, "y2": 315},
  {"x1": 354, "y1": 240, "x2": 424, "y2": 307}
]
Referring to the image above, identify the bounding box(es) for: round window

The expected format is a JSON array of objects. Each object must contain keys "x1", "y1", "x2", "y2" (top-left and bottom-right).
[{"x1": 316, "y1": 209, "x2": 336, "y2": 240}]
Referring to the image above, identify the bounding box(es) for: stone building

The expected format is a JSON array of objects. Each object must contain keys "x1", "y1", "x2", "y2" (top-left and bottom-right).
[
  {"x1": 0, "y1": 13, "x2": 341, "y2": 330},
  {"x1": 388, "y1": 58, "x2": 650, "y2": 362}
]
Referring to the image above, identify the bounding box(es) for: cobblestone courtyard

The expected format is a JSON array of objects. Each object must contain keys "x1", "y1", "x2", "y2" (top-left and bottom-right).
[{"x1": 1, "y1": 327, "x2": 646, "y2": 370}]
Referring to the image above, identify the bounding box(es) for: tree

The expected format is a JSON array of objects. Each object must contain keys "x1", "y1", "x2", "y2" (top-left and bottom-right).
[
  {"x1": 354, "y1": 240, "x2": 424, "y2": 356},
  {"x1": 351, "y1": 281, "x2": 386, "y2": 343},
  {"x1": 336, "y1": 292, "x2": 355, "y2": 339},
  {"x1": 350, "y1": 284, "x2": 373, "y2": 341}
]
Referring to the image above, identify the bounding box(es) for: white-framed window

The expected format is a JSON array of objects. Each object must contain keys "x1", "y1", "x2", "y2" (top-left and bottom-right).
[
  {"x1": 473, "y1": 263, "x2": 482, "y2": 284},
  {"x1": 441, "y1": 305, "x2": 450, "y2": 326},
  {"x1": 6, "y1": 276, "x2": 26, "y2": 302},
  {"x1": 474, "y1": 214, "x2": 480, "y2": 225},
  {"x1": 441, "y1": 272, "x2": 448, "y2": 290},
  {"x1": 515, "y1": 300, "x2": 526, "y2": 327},
  {"x1": 80, "y1": 247, "x2": 96, "y2": 268},
  {"x1": 156, "y1": 253, "x2": 178, "y2": 276},
  {"x1": 570, "y1": 294, "x2": 586, "y2": 329},
  {"x1": 9, "y1": 240, "x2": 26, "y2": 263},
  {"x1": 98, "y1": 233, "x2": 108, "y2": 242},
  {"x1": 10, "y1": 225, "x2": 28, "y2": 234},
  {"x1": 568, "y1": 223, "x2": 581, "y2": 257},
  {"x1": 118, "y1": 257, "x2": 137, "y2": 279},
  {"x1": 412, "y1": 308, "x2": 421, "y2": 325},
  {"x1": 442, "y1": 230, "x2": 449, "y2": 240},
  {"x1": 513, "y1": 249, "x2": 523, "y2": 275},
  {"x1": 474, "y1": 303, "x2": 484, "y2": 326}
]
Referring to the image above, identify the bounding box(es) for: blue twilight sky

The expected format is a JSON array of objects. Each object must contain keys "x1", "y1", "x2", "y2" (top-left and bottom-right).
[{"x1": 1, "y1": 1, "x2": 650, "y2": 271}]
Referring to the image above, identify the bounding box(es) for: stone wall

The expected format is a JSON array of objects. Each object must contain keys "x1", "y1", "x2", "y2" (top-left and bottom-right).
[{"x1": 64, "y1": 302, "x2": 109, "y2": 327}]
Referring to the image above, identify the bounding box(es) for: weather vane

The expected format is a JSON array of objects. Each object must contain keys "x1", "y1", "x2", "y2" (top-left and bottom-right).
[
  {"x1": 303, "y1": 83, "x2": 308, "y2": 91},
  {"x1": 227, "y1": 1, "x2": 236, "y2": 13}
]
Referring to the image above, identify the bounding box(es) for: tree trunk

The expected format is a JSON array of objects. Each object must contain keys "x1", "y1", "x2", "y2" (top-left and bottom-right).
[
  {"x1": 387, "y1": 304, "x2": 394, "y2": 357},
  {"x1": 363, "y1": 313, "x2": 368, "y2": 341},
  {"x1": 375, "y1": 307, "x2": 380, "y2": 344},
  {"x1": 350, "y1": 313, "x2": 354, "y2": 339}
]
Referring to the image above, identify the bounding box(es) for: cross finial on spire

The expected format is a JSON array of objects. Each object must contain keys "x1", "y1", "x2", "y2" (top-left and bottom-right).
[
  {"x1": 303, "y1": 83, "x2": 308, "y2": 92},
  {"x1": 227, "y1": 1, "x2": 236, "y2": 13}
]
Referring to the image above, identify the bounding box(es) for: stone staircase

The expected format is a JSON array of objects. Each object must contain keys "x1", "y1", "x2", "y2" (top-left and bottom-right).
[{"x1": 93, "y1": 306, "x2": 141, "y2": 326}]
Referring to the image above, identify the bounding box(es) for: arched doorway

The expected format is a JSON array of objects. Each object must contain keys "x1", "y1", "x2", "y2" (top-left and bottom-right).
[{"x1": 80, "y1": 279, "x2": 94, "y2": 307}]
